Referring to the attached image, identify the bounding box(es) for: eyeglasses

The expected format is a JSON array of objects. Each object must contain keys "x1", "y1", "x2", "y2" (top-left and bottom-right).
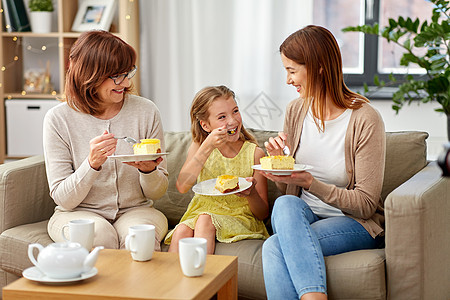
[{"x1": 109, "y1": 65, "x2": 137, "y2": 85}]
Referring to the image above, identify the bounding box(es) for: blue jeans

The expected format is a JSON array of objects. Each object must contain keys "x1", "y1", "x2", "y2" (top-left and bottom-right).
[{"x1": 262, "y1": 195, "x2": 379, "y2": 299}]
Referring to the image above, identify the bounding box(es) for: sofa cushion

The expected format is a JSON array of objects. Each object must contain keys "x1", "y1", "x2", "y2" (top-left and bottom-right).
[
  {"x1": 326, "y1": 249, "x2": 386, "y2": 299},
  {"x1": 0, "y1": 221, "x2": 53, "y2": 277},
  {"x1": 154, "y1": 131, "x2": 194, "y2": 228},
  {"x1": 215, "y1": 240, "x2": 266, "y2": 300},
  {"x1": 382, "y1": 131, "x2": 428, "y2": 200}
]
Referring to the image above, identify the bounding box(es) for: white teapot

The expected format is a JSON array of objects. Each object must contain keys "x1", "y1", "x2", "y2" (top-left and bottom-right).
[{"x1": 28, "y1": 242, "x2": 104, "y2": 279}]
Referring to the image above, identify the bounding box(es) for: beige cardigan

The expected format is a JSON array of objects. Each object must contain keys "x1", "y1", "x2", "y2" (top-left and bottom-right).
[
  {"x1": 43, "y1": 94, "x2": 168, "y2": 221},
  {"x1": 281, "y1": 98, "x2": 386, "y2": 238}
]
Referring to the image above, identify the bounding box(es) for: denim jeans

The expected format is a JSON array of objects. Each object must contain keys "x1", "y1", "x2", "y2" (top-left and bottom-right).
[{"x1": 262, "y1": 195, "x2": 378, "y2": 299}]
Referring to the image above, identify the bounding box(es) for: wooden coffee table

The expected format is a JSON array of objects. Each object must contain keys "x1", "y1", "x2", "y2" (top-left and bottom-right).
[{"x1": 3, "y1": 249, "x2": 238, "y2": 300}]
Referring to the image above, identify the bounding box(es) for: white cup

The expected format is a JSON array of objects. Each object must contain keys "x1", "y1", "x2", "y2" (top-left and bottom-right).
[
  {"x1": 179, "y1": 237, "x2": 207, "y2": 277},
  {"x1": 61, "y1": 219, "x2": 95, "y2": 250},
  {"x1": 125, "y1": 224, "x2": 155, "y2": 261}
]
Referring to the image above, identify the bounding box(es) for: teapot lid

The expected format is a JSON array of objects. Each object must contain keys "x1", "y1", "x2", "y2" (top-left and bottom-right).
[{"x1": 50, "y1": 242, "x2": 83, "y2": 250}]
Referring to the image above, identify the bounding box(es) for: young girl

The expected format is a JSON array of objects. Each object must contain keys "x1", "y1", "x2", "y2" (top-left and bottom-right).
[{"x1": 164, "y1": 85, "x2": 269, "y2": 254}]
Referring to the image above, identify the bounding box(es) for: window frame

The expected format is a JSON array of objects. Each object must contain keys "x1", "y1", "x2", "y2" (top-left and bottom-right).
[{"x1": 344, "y1": 0, "x2": 424, "y2": 98}]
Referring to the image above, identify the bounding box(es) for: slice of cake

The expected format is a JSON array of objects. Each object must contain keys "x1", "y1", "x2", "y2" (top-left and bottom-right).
[
  {"x1": 214, "y1": 175, "x2": 239, "y2": 193},
  {"x1": 260, "y1": 155, "x2": 295, "y2": 170},
  {"x1": 133, "y1": 139, "x2": 161, "y2": 155}
]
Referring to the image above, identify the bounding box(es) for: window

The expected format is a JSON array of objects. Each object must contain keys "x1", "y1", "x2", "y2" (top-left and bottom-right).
[{"x1": 312, "y1": 0, "x2": 435, "y2": 89}]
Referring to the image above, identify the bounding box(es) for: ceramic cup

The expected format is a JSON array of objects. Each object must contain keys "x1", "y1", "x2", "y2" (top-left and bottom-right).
[
  {"x1": 125, "y1": 224, "x2": 155, "y2": 261},
  {"x1": 61, "y1": 219, "x2": 95, "y2": 251},
  {"x1": 178, "y1": 237, "x2": 207, "y2": 277}
]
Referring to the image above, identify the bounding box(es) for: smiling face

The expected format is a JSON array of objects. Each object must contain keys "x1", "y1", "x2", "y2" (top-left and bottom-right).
[
  {"x1": 97, "y1": 75, "x2": 131, "y2": 109},
  {"x1": 281, "y1": 53, "x2": 308, "y2": 98},
  {"x1": 201, "y1": 96, "x2": 242, "y2": 141}
]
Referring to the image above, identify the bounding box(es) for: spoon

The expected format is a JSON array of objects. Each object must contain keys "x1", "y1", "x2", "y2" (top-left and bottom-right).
[
  {"x1": 283, "y1": 145, "x2": 290, "y2": 156},
  {"x1": 114, "y1": 137, "x2": 138, "y2": 144}
]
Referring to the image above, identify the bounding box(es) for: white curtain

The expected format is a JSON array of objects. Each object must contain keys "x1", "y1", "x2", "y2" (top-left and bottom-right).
[{"x1": 139, "y1": 0, "x2": 312, "y2": 132}]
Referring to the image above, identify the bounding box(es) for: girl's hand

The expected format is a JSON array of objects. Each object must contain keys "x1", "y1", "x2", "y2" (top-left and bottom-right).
[
  {"x1": 203, "y1": 125, "x2": 228, "y2": 150},
  {"x1": 236, "y1": 177, "x2": 257, "y2": 197},
  {"x1": 124, "y1": 157, "x2": 163, "y2": 173},
  {"x1": 88, "y1": 130, "x2": 117, "y2": 170},
  {"x1": 260, "y1": 171, "x2": 313, "y2": 190},
  {"x1": 264, "y1": 132, "x2": 290, "y2": 156}
]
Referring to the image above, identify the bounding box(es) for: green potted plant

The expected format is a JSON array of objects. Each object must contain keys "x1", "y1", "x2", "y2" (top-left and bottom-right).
[
  {"x1": 28, "y1": 0, "x2": 54, "y2": 33},
  {"x1": 342, "y1": 0, "x2": 450, "y2": 140}
]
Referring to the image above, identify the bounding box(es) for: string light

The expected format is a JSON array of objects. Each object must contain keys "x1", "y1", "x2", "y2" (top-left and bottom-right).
[
  {"x1": 1, "y1": 2, "x2": 136, "y2": 96},
  {"x1": 0, "y1": 36, "x2": 70, "y2": 95}
]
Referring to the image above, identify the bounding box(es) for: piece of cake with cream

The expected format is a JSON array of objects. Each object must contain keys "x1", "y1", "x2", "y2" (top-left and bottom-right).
[
  {"x1": 260, "y1": 155, "x2": 295, "y2": 170},
  {"x1": 214, "y1": 175, "x2": 239, "y2": 193},
  {"x1": 133, "y1": 139, "x2": 161, "y2": 155}
]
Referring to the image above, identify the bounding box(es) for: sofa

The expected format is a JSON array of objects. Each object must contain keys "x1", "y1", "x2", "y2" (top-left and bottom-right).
[{"x1": 0, "y1": 129, "x2": 449, "y2": 299}]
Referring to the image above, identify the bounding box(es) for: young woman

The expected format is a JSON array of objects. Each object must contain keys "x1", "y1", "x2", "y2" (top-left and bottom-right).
[
  {"x1": 261, "y1": 25, "x2": 386, "y2": 299},
  {"x1": 43, "y1": 30, "x2": 168, "y2": 250},
  {"x1": 164, "y1": 85, "x2": 269, "y2": 254}
]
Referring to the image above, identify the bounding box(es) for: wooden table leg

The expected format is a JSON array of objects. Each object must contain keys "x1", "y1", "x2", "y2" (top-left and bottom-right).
[{"x1": 217, "y1": 273, "x2": 238, "y2": 300}]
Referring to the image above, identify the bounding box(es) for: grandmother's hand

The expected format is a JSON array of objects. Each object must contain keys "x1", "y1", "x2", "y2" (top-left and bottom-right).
[
  {"x1": 88, "y1": 130, "x2": 117, "y2": 170},
  {"x1": 124, "y1": 156, "x2": 163, "y2": 173}
]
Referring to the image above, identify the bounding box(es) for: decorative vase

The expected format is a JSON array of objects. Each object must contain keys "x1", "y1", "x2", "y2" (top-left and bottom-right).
[{"x1": 30, "y1": 12, "x2": 52, "y2": 33}]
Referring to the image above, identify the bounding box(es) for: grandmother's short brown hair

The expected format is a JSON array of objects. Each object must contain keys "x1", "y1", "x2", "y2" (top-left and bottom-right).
[{"x1": 64, "y1": 30, "x2": 136, "y2": 115}]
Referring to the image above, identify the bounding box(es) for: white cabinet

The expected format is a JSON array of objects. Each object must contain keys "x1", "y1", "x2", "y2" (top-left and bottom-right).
[{"x1": 6, "y1": 99, "x2": 59, "y2": 156}]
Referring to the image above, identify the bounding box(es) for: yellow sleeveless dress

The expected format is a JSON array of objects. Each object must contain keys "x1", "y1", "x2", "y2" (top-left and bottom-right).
[{"x1": 164, "y1": 141, "x2": 269, "y2": 244}]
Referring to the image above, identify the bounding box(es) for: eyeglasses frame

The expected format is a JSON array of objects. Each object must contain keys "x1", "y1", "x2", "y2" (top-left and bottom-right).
[{"x1": 109, "y1": 65, "x2": 137, "y2": 85}]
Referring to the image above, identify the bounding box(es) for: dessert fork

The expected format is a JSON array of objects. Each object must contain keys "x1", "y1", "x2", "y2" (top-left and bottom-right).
[
  {"x1": 114, "y1": 136, "x2": 138, "y2": 144},
  {"x1": 282, "y1": 145, "x2": 290, "y2": 156}
]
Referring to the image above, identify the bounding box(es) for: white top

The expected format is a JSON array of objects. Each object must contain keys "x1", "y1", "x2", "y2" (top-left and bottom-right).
[{"x1": 295, "y1": 108, "x2": 352, "y2": 218}]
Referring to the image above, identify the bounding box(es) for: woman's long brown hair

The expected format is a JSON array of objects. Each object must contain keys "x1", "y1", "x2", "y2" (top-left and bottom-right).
[
  {"x1": 280, "y1": 25, "x2": 368, "y2": 131},
  {"x1": 64, "y1": 30, "x2": 136, "y2": 115}
]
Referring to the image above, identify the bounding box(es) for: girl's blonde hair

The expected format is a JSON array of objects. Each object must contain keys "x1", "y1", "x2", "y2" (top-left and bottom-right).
[
  {"x1": 190, "y1": 85, "x2": 257, "y2": 145},
  {"x1": 280, "y1": 25, "x2": 369, "y2": 131}
]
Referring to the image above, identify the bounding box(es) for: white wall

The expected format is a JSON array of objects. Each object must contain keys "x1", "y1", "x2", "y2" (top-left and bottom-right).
[{"x1": 371, "y1": 100, "x2": 447, "y2": 160}]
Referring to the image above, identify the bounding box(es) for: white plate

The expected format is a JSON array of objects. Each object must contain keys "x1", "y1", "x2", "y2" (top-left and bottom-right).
[
  {"x1": 108, "y1": 153, "x2": 168, "y2": 162},
  {"x1": 192, "y1": 177, "x2": 252, "y2": 196},
  {"x1": 252, "y1": 164, "x2": 313, "y2": 175},
  {"x1": 23, "y1": 267, "x2": 98, "y2": 285}
]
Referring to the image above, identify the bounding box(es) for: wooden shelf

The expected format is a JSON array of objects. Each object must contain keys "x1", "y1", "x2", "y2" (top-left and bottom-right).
[
  {"x1": 2, "y1": 32, "x2": 60, "y2": 38},
  {"x1": 3, "y1": 93, "x2": 59, "y2": 99},
  {"x1": 0, "y1": 0, "x2": 140, "y2": 163}
]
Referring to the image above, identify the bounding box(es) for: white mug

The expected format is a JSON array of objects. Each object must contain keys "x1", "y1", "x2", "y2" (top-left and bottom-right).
[
  {"x1": 125, "y1": 224, "x2": 155, "y2": 261},
  {"x1": 179, "y1": 237, "x2": 207, "y2": 277},
  {"x1": 61, "y1": 219, "x2": 95, "y2": 250}
]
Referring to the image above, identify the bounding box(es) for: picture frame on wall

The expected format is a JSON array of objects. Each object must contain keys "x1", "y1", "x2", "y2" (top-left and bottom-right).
[{"x1": 71, "y1": 0, "x2": 116, "y2": 32}]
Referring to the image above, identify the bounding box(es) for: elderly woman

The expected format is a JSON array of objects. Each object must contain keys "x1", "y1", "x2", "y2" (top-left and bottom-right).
[{"x1": 43, "y1": 30, "x2": 168, "y2": 250}]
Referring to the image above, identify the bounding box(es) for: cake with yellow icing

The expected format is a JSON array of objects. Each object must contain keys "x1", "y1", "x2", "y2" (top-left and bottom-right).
[
  {"x1": 133, "y1": 139, "x2": 161, "y2": 155},
  {"x1": 214, "y1": 175, "x2": 239, "y2": 193},
  {"x1": 260, "y1": 155, "x2": 295, "y2": 170}
]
